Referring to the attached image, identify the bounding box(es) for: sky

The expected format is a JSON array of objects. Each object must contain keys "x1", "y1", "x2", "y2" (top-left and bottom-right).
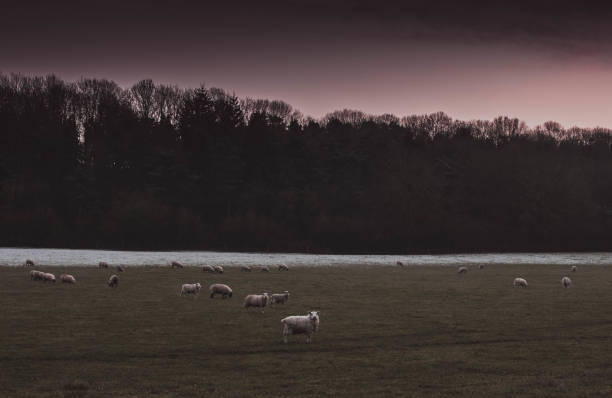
[{"x1": 2, "y1": 0, "x2": 612, "y2": 128}]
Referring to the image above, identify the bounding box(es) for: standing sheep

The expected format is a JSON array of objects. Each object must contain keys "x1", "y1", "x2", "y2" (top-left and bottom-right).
[
  {"x1": 181, "y1": 283, "x2": 202, "y2": 296},
  {"x1": 513, "y1": 277, "x2": 528, "y2": 288},
  {"x1": 60, "y1": 274, "x2": 76, "y2": 284},
  {"x1": 30, "y1": 270, "x2": 44, "y2": 281},
  {"x1": 458, "y1": 266, "x2": 468, "y2": 274},
  {"x1": 281, "y1": 311, "x2": 320, "y2": 344},
  {"x1": 562, "y1": 276, "x2": 572, "y2": 288},
  {"x1": 98, "y1": 262, "x2": 109, "y2": 268},
  {"x1": 278, "y1": 264, "x2": 289, "y2": 271},
  {"x1": 213, "y1": 265, "x2": 224, "y2": 274},
  {"x1": 42, "y1": 273, "x2": 56, "y2": 283},
  {"x1": 108, "y1": 274, "x2": 119, "y2": 288},
  {"x1": 25, "y1": 259, "x2": 35, "y2": 267},
  {"x1": 244, "y1": 293, "x2": 269, "y2": 310},
  {"x1": 571, "y1": 265, "x2": 577, "y2": 272},
  {"x1": 260, "y1": 266, "x2": 270, "y2": 273},
  {"x1": 209, "y1": 283, "x2": 233, "y2": 298},
  {"x1": 171, "y1": 261, "x2": 184, "y2": 268},
  {"x1": 270, "y1": 291, "x2": 290, "y2": 305},
  {"x1": 241, "y1": 265, "x2": 252, "y2": 272},
  {"x1": 202, "y1": 265, "x2": 216, "y2": 273}
]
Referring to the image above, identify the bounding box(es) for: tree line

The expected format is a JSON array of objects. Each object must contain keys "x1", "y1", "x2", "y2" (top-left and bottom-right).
[{"x1": 2, "y1": 73, "x2": 612, "y2": 253}]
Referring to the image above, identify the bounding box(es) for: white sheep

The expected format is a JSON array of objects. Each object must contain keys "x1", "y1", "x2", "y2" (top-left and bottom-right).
[
  {"x1": 241, "y1": 265, "x2": 252, "y2": 272},
  {"x1": 281, "y1": 311, "x2": 320, "y2": 344},
  {"x1": 30, "y1": 270, "x2": 44, "y2": 281},
  {"x1": 181, "y1": 283, "x2": 202, "y2": 296},
  {"x1": 458, "y1": 266, "x2": 468, "y2": 274},
  {"x1": 60, "y1": 274, "x2": 76, "y2": 284},
  {"x1": 260, "y1": 266, "x2": 270, "y2": 273},
  {"x1": 98, "y1": 261, "x2": 109, "y2": 268},
  {"x1": 513, "y1": 277, "x2": 528, "y2": 288},
  {"x1": 171, "y1": 261, "x2": 184, "y2": 268},
  {"x1": 278, "y1": 264, "x2": 289, "y2": 271},
  {"x1": 561, "y1": 276, "x2": 572, "y2": 288},
  {"x1": 213, "y1": 265, "x2": 224, "y2": 274},
  {"x1": 244, "y1": 293, "x2": 269, "y2": 309},
  {"x1": 202, "y1": 265, "x2": 216, "y2": 273},
  {"x1": 42, "y1": 272, "x2": 56, "y2": 283},
  {"x1": 25, "y1": 259, "x2": 35, "y2": 267},
  {"x1": 209, "y1": 283, "x2": 233, "y2": 298},
  {"x1": 571, "y1": 265, "x2": 577, "y2": 272},
  {"x1": 108, "y1": 274, "x2": 119, "y2": 288},
  {"x1": 270, "y1": 291, "x2": 290, "y2": 305}
]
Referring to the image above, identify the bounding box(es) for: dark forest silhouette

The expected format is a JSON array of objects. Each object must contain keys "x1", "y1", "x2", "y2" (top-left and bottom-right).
[{"x1": 2, "y1": 73, "x2": 612, "y2": 253}]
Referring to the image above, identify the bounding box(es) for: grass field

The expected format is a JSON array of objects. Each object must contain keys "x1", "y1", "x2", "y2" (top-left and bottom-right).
[{"x1": 1, "y1": 264, "x2": 612, "y2": 397}]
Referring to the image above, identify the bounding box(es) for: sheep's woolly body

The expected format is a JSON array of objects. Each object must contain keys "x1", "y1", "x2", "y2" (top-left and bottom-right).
[
  {"x1": 513, "y1": 277, "x2": 528, "y2": 288},
  {"x1": 108, "y1": 274, "x2": 119, "y2": 287},
  {"x1": 181, "y1": 283, "x2": 201, "y2": 295},
  {"x1": 209, "y1": 283, "x2": 232, "y2": 298},
  {"x1": 270, "y1": 291, "x2": 290, "y2": 305},
  {"x1": 244, "y1": 293, "x2": 269, "y2": 308},
  {"x1": 241, "y1": 265, "x2": 252, "y2": 272},
  {"x1": 562, "y1": 276, "x2": 572, "y2": 288},
  {"x1": 458, "y1": 266, "x2": 468, "y2": 274},
  {"x1": 42, "y1": 273, "x2": 56, "y2": 283},
  {"x1": 213, "y1": 265, "x2": 224, "y2": 274},
  {"x1": 60, "y1": 274, "x2": 76, "y2": 284},
  {"x1": 202, "y1": 265, "x2": 215, "y2": 273},
  {"x1": 281, "y1": 312, "x2": 320, "y2": 343}
]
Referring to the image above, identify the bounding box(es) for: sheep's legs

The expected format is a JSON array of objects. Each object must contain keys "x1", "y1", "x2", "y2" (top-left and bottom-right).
[{"x1": 306, "y1": 335, "x2": 311, "y2": 344}]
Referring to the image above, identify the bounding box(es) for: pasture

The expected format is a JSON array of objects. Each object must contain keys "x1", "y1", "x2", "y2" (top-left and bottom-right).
[{"x1": 1, "y1": 264, "x2": 612, "y2": 397}]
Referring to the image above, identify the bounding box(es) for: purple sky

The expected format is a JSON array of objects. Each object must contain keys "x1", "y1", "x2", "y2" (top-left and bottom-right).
[{"x1": 3, "y1": 1, "x2": 612, "y2": 128}]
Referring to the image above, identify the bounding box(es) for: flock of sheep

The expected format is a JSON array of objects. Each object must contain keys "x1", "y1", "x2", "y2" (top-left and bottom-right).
[
  {"x1": 454, "y1": 263, "x2": 576, "y2": 288},
  {"x1": 24, "y1": 259, "x2": 319, "y2": 344}
]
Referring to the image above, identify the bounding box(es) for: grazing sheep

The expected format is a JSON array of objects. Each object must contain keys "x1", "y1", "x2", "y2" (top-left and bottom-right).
[
  {"x1": 458, "y1": 266, "x2": 468, "y2": 274},
  {"x1": 42, "y1": 272, "x2": 56, "y2": 283},
  {"x1": 98, "y1": 262, "x2": 109, "y2": 268},
  {"x1": 241, "y1": 265, "x2": 252, "y2": 272},
  {"x1": 571, "y1": 265, "x2": 577, "y2": 272},
  {"x1": 209, "y1": 283, "x2": 233, "y2": 299},
  {"x1": 270, "y1": 291, "x2": 290, "y2": 305},
  {"x1": 171, "y1": 261, "x2": 184, "y2": 268},
  {"x1": 260, "y1": 266, "x2": 270, "y2": 273},
  {"x1": 181, "y1": 283, "x2": 202, "y2": 296},
  {"x1": 396, "y1": 261, "x2": 404, "y2": 267},
  {"x1": 278, "y1": 263, "x2": 289, "y2": 271},
  {"x1": 116, "y1": 265, "x2": 125, "y2": 272},
  {"x1": 60, "y1": 274, "x2": 76, "y2": 284},
  {"x1": 202, "y1": 265, "x2": 216, "y2": 273},
  {"x1": 108, "y1": 274, "x2": 119, "y2": 288},
  {"x1": 562, "y1": 276, "x2": 572, "y2": 288},
  {"x1": 513, "y1": 277, "x2": 528, "y2": 288},
  {"x1": 478, "y1": 264, "x2": 485, "y2": 269},
  {"x1": 281, "y1": 311, "x2": 320, "y2": 344},
  {"x1": 30, "y1": 270, "x2": 44, "y2": 281},
  {"x1": 244, "y1": 293, "x2": 269, "y2": 309},
  {"x1": 213, "y1": 265, "x2": 224, "y2": 274},
  {"x1": 25, "y1": 259, "x2": 35, "y2": 267}
]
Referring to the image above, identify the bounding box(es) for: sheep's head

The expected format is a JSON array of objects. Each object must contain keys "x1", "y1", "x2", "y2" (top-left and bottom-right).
[
  {"x1": 309, "y1": 311, "x2": 320, "y2": 330},
  {"x1": 196, "y1": 283, "x2": 201, "y2": 290}
]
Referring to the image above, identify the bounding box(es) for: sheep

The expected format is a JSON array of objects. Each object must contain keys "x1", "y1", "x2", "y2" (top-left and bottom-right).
[
  {"x1": 396, "y1": 261, "x2": 404, "y2": 267},
  {"x1": 260, "y1": 266, "x2": 270, "y2": 273},
  {"x1": 116, "y1": 265, "x2": 125, "y2": 272},
  {"x1": 562, "y1": 276, "x2": 572, "y2": 288},
  {"x1": 281, "y1": 311, "x2": 320, "y2": 344},
  {"x1": 202, "y1": 265, "x2": 216, "y2": 273},
  {"x1": 458, "y1": 266, "x2": 468, "y2": 274},
  {"x1": 60, "y1": 274, "x2": 76, "y2": 284},
  {"x1": 240, "y1": 265, "x2": 252, "y2": 272},
  {"x1": 571, "y1": 265, "x2": 577, "y2": 272},
  {"x1": 171, "y1": 261, "x2": 184, "y2": 268},
  {"x1": 213, "y1": 265, "x2": 224, "y2": 274},
  {"x1": 244, "y1": 293, "x2": 269, "y2": 309},
  {"x1": 513, "y1": 277, "x2": 528, "y2": 288},
  {"x1": 209, "y1": 283, "x2": 233, "y2": 299},
  {"x1": 270, "y1": 291, "x2": 290, "y2": 305},
  {"x1": 98, "y1": 261, "x2": 109, "y2": 268},
  {"x1": 108, "y1": 274, "x2": 119, "y2": 288},
  {"x1": 42, "y1": 272, "x2": 56, "y2": 283},
  {"x1": 25, "y1": 259, "x2": 35, "y2": 267},
  {"x1": 278, "y1": 263, "x2": 289, "y2": 271},
  {"x1": 30, "y1": 270, "x2": 44, "y2": 281},
  {"x1": 181, "y1": 283, "x2": 201, "y2": 296}
]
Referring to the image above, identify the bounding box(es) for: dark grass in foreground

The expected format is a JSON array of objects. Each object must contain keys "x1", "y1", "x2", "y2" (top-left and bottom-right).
[{"x1": 1, "y1": 265, "x2": 612, "y2": 397}]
